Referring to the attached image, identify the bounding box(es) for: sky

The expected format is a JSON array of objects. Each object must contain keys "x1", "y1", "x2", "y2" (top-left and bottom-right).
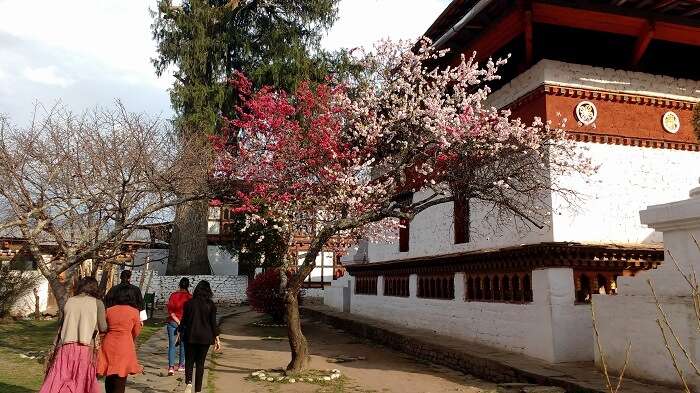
[{"x1": 0, "y1": 0, "x2": 450, "y2": 126}]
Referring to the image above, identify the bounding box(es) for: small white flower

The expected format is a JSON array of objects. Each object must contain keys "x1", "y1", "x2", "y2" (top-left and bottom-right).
[
  {"x1": 266, "y1": 377, "x2": 274, "y2": 382},
  {"x1": 289, "y1": 378, "x2": 296, "y2": 383},
  {"x1": 323, "y1": 376, "x2": 331, "y2": 381}
]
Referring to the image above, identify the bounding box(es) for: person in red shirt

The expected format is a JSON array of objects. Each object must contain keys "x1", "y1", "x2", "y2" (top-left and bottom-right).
[{"x1": 166, "y1": 277, "x2": 192, "y2": 375}]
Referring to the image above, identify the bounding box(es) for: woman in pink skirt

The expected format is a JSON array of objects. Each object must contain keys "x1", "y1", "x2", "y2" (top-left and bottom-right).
[{"x1": 40, "y1": 277, "x2": 108, "y2": 393}]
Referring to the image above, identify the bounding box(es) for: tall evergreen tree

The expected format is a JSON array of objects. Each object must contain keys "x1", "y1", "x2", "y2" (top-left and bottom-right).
[{"x1": 151, "y1": 0, "x2": 342, "y2": 274}]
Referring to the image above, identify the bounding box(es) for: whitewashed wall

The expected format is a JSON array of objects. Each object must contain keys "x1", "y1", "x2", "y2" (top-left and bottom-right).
[
  {"x1": 487, "y1": 59, "x2": 700, "y2": 109},
  {"x1": 10, "y1": 272, "x2": 49, "y2": 317},
  {"x1": 594, "y1": 182, "x2": 700, "y2": 390},
  {"x1": 359, "y1": 62, "x2": 700, "y2": 263},
  {"x1": 130, "y1": 270, "x2": 247, "y2": 305},
  {"x1": 551, "y1": 143, "x2": 700, "y2": 244},
  {"x1": 364, "y1": 137, "x2": 700, "y2": 263},
  {"x1": 367, "y1": 190, "x2": 554, "y2": 263},
  {"x1": 331, "y1": 268, "x2": 592, "y2": 363}
]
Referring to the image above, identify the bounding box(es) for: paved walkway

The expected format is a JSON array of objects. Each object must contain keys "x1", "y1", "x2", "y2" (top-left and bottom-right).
[
  {"x1": 209, "y1": 307, "x2": 498, "y2": 393},
  {"x1": 301, "y1": 305, "x2": 677, "y2": 393},
  {"x1": 120, "y1": 306, "x2": 247, "y2": 393}
]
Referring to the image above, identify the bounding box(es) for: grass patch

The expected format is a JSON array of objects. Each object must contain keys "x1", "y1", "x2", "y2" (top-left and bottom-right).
[
  {"x1": 137, "y1": 317, "x2": 165, "y2": 347},
  {"x1": 0, "y1": 315, "x2": 162, "y2": 393},
  {"x1": 0, "y1": 319, "x2": 58, "y2": 393}
]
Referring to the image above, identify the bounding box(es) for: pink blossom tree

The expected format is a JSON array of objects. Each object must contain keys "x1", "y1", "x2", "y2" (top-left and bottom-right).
[{"x1": 213, "y1": 38, "x2": 590, "y2": 372}]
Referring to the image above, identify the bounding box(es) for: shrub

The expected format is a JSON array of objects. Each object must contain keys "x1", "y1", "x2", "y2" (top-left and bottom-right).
[
  {"x1": 246, "y1": 268, "x2": 303, "y2": 323},
  {"x1": 0, "y1": 264, "x2": 41, "y2": 318}
]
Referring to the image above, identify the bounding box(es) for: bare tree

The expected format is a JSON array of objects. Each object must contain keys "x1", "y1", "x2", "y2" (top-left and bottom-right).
[{"x1": 0, "y1": 102, "x2": 212, "y2": 310}]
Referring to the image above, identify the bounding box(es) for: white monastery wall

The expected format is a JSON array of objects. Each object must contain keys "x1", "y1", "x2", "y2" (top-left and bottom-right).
[
  {"x1": 325, "y1": 268, "x2": 592, "y2": 363},
  {"x1": 10, "y1": 272, "x2": 49, "y2": 317},
  {"x1": 367, "y1": 190, "x2": 554, "y2": 263},
  {"x1": 594, "y1": 182, "x2": 700, "y2": 390},
  {"x1": 360, "y1": 61, "x2": 700, "y2": 262},
  {"x1": 551, "y1": 142, "x2": 700, "y2": 244},
  {"x1": 488, "y1": 59, "x2": 700, "y2": 110},
  {"x1": 130, "y1": 270, "x2": 247, "y2": 306}
]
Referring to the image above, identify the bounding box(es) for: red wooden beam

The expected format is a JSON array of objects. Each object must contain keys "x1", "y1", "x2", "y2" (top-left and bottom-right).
[
  {"x1": 532, "y1": 2, "x2": 700, "y2": 47},
  {"x1": 524, "y1": 9, "x2": 534, "y2": 66},
  {"x1": 631, "y1": 21, "x2": 655, "y2": 66},
  {"x1": 452, "y1": 8, "x2": 525, "y2": 65}
]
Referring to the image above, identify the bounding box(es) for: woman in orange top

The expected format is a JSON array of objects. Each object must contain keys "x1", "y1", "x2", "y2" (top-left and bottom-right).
[{"x1": 97, "y1": 284, "x2": 143, "y2": 393}]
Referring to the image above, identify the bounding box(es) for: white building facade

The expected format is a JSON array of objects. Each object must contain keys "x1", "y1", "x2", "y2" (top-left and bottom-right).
[{"x1": 326, "y1": 58, "x2": 700, "y2": 365}]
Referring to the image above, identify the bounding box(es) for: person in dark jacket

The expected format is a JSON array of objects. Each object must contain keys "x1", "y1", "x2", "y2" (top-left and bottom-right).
[
  {"x1": 105, "y1": 270, "x2": 145, "y2": 311},
  {"x1": 180, "y1": 280, "x2": 221, "y2": 393}
]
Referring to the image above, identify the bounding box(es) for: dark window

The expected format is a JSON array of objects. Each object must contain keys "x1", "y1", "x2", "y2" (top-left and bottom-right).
[
  {"x1": 384, "y1": 275, "x2": 410, "y2": 297},
  {"x1": 418, "y1": 274, "x2": 454, "y2": 299},
  {"x1": 523, "y1": 274, "x2": 533, "y2": 302},
  {"x1": 355, "y1": 275, "x2": 378, "y2": 295},
  {"x1": 577, "y1": 274, "x2": 592, "y2": 303},
  {"x1": 502, "y1": 275, "x2": 511, "y2": 301},
  {"x1": 512, "y1": 276, "x2": 522, "y2": 302},
  {"x1": 466, "y1": 277, "x2": 475, "y2": 300},
  {"x1": 454, "y1": 195, "x2": 470, "y2": 244},
  {"x1": 399, "y1": 218, "x2": 410, "y2": 252},
  {"x1": 483, "y1": 276, "x2": 492, "y2": 300},
  {"x1": 492, "y1": 276, "x2": 501, "y2": 301}
]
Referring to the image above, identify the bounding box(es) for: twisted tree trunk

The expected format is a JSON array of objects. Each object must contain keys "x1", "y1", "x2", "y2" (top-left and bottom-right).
[
  {"x1": 285, "y1": 289, "x2": 309, "y2": 372},
  {"x1": 167, "y1": 199, "x2": 211, "y2": 275}
]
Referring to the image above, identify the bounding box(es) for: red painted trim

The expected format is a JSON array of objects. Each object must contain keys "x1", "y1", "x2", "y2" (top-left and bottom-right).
[
  {"x1": 452, "y1": 8, "x2": 525, "y2": 65},
  {"x1": 503, "y1": 85, "x2": 700, "y2": 150},
  {"x1": 532, "y1": 2, "x2": 700, "y2": 47},
  {"x1": 631, "y1": 21, "x2": 655, "y2": 66}
]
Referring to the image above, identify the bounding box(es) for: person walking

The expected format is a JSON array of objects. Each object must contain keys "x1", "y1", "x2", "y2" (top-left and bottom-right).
[
  {"x1": 180, "y1": 280, "x2": 221, "y2": 393},
  {"x1": 166, "y1": 277, "x2": 192, "y2": 375},
  {"x1": 105, "y1": 269, "x2": 145, "y2": 312},
  {"x1": 97, "y1": 283, "x2": 143, "y2": 393},
  {"x1": 40, "y1": 277, "x2": 108, "y2": 393}
]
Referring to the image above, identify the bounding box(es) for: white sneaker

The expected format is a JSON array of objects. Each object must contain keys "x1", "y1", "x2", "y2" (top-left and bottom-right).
[{"x1": 184, "y1": 383, "x2": 192, "y2": 393}]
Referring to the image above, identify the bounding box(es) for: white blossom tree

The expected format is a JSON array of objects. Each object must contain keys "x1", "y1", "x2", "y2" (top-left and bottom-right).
[
  {"x1": 0, "y1": 103, "x2": 212, "y2": 310},
  {"x1": 213, "y1": 38, "x2": 592, "y2": 372}
]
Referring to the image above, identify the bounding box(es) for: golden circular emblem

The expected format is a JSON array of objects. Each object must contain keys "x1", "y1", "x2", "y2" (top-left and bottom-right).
[
  {"x1": 662, "y1": 111, "x2": 680, "y2": 134},
  {"x1": 575, "y1": 101, "x2": 597, "y2": 126}
]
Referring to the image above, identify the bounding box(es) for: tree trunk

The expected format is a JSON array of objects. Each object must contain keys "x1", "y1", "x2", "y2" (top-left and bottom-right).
[
  {"x1": 167, "y1": 199, "x2": 211, "y2": 275},
  {"x1": 47, "y1": 275, "x2": 69, "y2": 316},
  {"x1": 98, "y1": 263, "x2": 114, "y2": 298},
  {"x1": 285, "y1": 289, "x2": 309, "y2": 373}
]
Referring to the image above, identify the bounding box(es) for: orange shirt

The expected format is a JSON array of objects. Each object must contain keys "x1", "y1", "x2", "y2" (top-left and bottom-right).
[{"x1": 97, "y1": 305, "x2": 142, "y2": 377}]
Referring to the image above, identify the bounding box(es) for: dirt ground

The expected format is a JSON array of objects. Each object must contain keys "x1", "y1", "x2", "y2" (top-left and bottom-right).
[{"x1": 209, "y1": 308, "x2": 497, "y2": 393}]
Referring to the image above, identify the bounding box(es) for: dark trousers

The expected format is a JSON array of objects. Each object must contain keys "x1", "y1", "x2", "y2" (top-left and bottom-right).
[
  {"x1": 105, "y1": 375, "x2": 127, "y2": 393},
  {"x1": 185, "y1": 343, "x2": 209, "y2": 392}
]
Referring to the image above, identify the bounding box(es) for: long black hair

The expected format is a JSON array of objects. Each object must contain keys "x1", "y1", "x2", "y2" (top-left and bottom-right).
[
  {"x1": 192, "y1": 280, "x2": 213, "y2": 302},
  {"x1": 110, "y1": 282, "x2": 141, "y2": 309}
]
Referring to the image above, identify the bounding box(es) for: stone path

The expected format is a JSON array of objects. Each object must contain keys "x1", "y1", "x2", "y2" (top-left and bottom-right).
[
  {"x1": 301, "y1": 304, "x2": 676, "y2": 393},
  {"x1": 119, "y1": 306, "x2": 247, "y2": 393},
  {"x1": 209, "y1": 307, "x2": 498, "y2": 393}
]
